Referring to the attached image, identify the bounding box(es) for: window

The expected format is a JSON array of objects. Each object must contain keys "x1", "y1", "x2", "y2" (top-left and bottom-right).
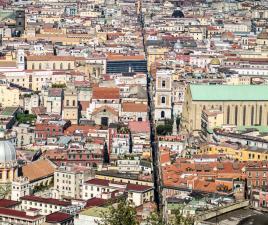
[
  {"x1": 251, "y1": 106, "x2": 255, "y2": 125},
  {"x1": 162, "y1": 80, "x2": 166, "y2": 88},
  {"x1": 39, "y1": 63, "x2": 42, "y2": 70},
  {"x1": 235, "y1": 105, "x2": 238, "y2": 125},
  {"x1": 161, "y1": 96, "x2": 166, "y2": 104},
  {"x1": 161, "y1": 111, "x2": 165, "y2": 118},
  {"x1": 60, "y1": 63, "x2": 63, "y2": 70},
  {"x1": 227, "y1": 105, "x2": 230, "y2": 124},
  {"x1": 66, "y1": 100, "x2": 69, "y2": 106},
  {"x1": 73, "y1": 100, "x2": 75, "y2": 106},
  {"x1": 243, "y1": 105, "x2": 246, "y2": 125},
  {"x1": 259, "y1": 105, "x2": 263, "y2": 125},
  {"x1": 68, "y1": 63, "x2": 71, "y2": 70},
  {"x1": 32, "y1": 64, "x2": 35, "y2": 70},
  {"x1": 53, "y1": 63, "x2": 56, "y2": 70}
]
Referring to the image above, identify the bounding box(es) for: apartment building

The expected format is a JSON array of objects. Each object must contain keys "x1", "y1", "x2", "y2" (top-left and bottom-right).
[
  {"x1": 0, "y1": 208, "x2": 45, "y2": 225},
  {"x1": 21, "y1": 195, "x2": 71, "y2": 215},
  {"x1": 53, "y1": 166, "x2": 92, "y2": 200},
  {"x1": 82, "y1": 178, "x2": 154, "y2": 206}
]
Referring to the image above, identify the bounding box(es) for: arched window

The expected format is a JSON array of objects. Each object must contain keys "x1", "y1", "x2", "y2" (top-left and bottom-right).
[
  {"x1": 259, "y1": 105, "x2": 263, "y2": 125},
  {"x1": 227, "y1": 105, "x2": 230, "y2": 124},
  {"x1": 243, "y1": 105, "x2": 246, "y2": 125},
  {"x1": 161, "y1": 111, "x2": 165, "y2": 118},
  {"x1": 39, "y1": 63, "x2": 42, "y2": 70},
  {"x1": 20, "y1": 56, "x2": 23, "y2": 62},
  {"x1": 161, "y1": 97, "x2": 166, "y2": 104},
  {"x1": 53, "y1": 63, "x2": 56, "y2": 70},
  {"x1": 60, "y1": 63, "x2": 63, "y2": 70},
  {"x1": 162, "y1": 80, "x2": 166, "y2": 88},
  {"x1": 234, "y1": 105, "x2": 238, "y2": 125},
  {"x1": 32, "y1": 64, "x2": 35, "y2": 70},
  {"x1": 251, "y1": 106, "x2": 254, "y2": 125}
]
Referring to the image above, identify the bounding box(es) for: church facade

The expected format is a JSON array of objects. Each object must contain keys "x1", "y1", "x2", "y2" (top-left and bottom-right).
[{"x1": 182, "y1": 84, "x2": 268, "y2": 132}]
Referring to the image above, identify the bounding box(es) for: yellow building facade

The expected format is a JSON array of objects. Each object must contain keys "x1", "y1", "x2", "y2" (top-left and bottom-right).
[
  {"x1": 0, "y1": 84, "x2": 20, "y2": 108},
  {"x1": 147, "y1": 46, "x2": 169, "y2": 71},
  {"x1": 63, "y1": 87, "x2": 78, "y2": 124},
  {"x1": 198, "y1": 144, "x2": 268, "y2": 161},
  {"x1": 26, "y1": 55, "x2": 75, "y2": 71}
]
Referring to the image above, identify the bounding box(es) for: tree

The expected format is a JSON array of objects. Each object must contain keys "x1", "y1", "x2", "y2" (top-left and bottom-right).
[
  {"x1": 103, "y1": 142, "x2": 110, "y2": 164},
  {"x1": 16, "y1": 113, "x2": 36, "y2": 124},
  {"x1": 156, "y1": 119, "x2": 174, "y2": 135},
  {"x1": 172, "y1": 208, "x2": 194, "y2": 225},
  {"x1": 145, "y1": 211, "x2": 165, "y2": 225},
  {"x1": 98, "y1": 200, "x2": 138, "y2": 225},
  {"x1": 156, "y1": 124, "x2": 172, "y2": 135},
  {"x1": 51, "y1": 83, "x2": 66, "y2": 88}
]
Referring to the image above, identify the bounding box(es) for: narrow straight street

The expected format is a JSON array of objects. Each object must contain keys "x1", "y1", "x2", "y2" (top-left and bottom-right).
[{"x1": 138, "y1": 2, "x2": 163, "y2": 212}]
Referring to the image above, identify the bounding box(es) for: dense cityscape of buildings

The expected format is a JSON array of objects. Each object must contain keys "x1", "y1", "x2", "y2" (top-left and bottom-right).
[{"x1": 1, "y1": 0, "x2": 268, "y2": 224}]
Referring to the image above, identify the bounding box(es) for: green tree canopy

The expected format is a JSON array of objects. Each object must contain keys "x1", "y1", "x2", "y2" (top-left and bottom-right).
[
  {"x1": 98, "y1": 200, "x2": 194, "y2": 225},
  {"x1": 16, "y1": 113, "x2": 36, "y2": 124},
  {"x1": 98, "y1": 200, "x2": 138, "y2": 225},
  {"x1": 51, "y1": 83, "x2": 66, "y2": 88}
]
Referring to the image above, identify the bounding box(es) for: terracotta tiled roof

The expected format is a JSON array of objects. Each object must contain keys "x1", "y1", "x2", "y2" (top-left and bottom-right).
[
  {"x1": 122, "y1": 102, "x2": 147, "y2": 112},
  {"x1": 160, "y1": 151, "x2": 171, "y2": 164},
  {"x1": 85, "y1": 178, "x2": 152, "y2": 192},
  {"x1": 48, "y1": 88, "x2": 62, "y2": 97},
  {"x1": 21, "y1": 195, "x2": 71, "y2": 206},
  {"x1": 193, "y1": 179, "x2": 216, "y2": 193},
  {"x1": 126, "y1": 183, "x2": 153, "y2": 192},
  {"x1": 22, "y1": 159, "x2": 56, "y2": 182},
  {"x1": 31, "y1": 107, "x2": 47, "y2": 115},
  {"x1": 107, "y1": 54, "x2": 145, "y2": 61},
  {"x1": 92, "y1": 105, "x2": 118, "y2": 116},
  {"x1": 64, "y1": 125, "x2": 100, "y2": 135},
  {"x1": 0, "y1": 208, "x2": 43, "y2": 220},
  {"x1": 92, "y1": 87, "x2": 120, "y2": 99},
  {"x1": 79, "y1": 101, "x2": 90, "y2": 112},
  {"x1": 85, "y1": 178, "x2": 110, "y2": 186},
  {"x1": 46, "y1": 212, "x2": 73, "y2": 223},
  {"x1": 85, "y1": 198, "x2": 107, "y2": 208},
  {"x1": 27, "y1": 55, "x2": 76, "y2": 61},
  {"x1": 128, "y1": 121, "x2": 150, "y2": 133},
  {"x1": 0, "y1": 199, "x2": 20, "y2": 208}
]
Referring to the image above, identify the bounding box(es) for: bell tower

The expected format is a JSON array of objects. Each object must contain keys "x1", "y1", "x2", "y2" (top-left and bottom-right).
[{"x1": 17, "y1": 49, "x2": 25, "y2": 70}]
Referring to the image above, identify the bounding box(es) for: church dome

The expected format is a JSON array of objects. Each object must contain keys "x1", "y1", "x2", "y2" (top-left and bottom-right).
[
  {"x1": 210, "y1": 58, "x2": 220, "y2": 65},
  {"x1": 0, "y1": 133, "x2": 16, "y2": 163}
]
